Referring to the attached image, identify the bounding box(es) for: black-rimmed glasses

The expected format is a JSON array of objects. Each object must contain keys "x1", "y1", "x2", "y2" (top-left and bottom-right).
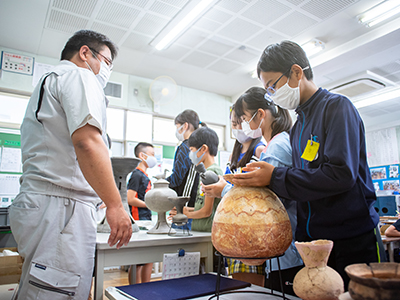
[{"x1": 89, "y1": 48, "x2": 113, "y2": 70}]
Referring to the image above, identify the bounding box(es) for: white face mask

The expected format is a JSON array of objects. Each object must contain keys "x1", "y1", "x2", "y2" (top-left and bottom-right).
[
  {"x1": 175, "y1": 124, "x2": 186, "y2": 142},
  {"x1": 270, "y1": 79, "x2": 301, "y2": 110},
  {"x1": 242, "y1": 111, "x2": 263, "y2": 139},
  {"x1": 189, "y1": 146, "x2": 205, "y2": 166},
  {"x1": 86, "y1": 53, "x2": 112, "y2": 89},
  {"x1": 96, "y1": 60, "x2": 112, "y2": 89},
  {"x1": 143, "y1": 153, "x2": 157, "y2": 168},
  {"x1": 232, "y1": 129, "x2": 252, "y2": 144}
]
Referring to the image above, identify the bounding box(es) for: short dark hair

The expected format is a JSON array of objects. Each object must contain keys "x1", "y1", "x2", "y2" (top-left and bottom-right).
[
  {"x1": 257, "y1": 40, "x2": 313, "y2": 80},
  {"x1": 234, "y1": 87, "x2": 292, "y2": 138},
  {"x1": 188, "y1": 127, "x2": 219, "y2": 156},
  {"x1": 174, "y1": 109, "x2": 206, "y2": 130},
  {"x1": 61, "y1": 30, "x2": 118, "y2": 61},
  {"x1": 134, "y1": 142, "x2": 153, "y2": 158}
]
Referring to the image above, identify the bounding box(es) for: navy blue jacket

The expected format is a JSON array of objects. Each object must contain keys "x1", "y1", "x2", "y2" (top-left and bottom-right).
[{"x1": 270, "y1": 88, "x2": 379, "y2": 241}]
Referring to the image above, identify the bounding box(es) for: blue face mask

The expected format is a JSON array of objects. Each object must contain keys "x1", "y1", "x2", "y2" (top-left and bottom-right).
[{"x1": 189, "y1": 146, "x2": 205, "y2": 166}]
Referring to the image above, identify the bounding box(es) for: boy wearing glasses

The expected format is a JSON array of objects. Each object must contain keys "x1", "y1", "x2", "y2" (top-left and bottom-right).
[{"x1": 232, "y1": 40, "x2": 384, "y2": 289}]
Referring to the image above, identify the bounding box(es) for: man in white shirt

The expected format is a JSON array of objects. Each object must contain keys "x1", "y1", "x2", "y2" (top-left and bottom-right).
[{"x1": 9, "y1": 30, "x2": 132, "y2": 299}]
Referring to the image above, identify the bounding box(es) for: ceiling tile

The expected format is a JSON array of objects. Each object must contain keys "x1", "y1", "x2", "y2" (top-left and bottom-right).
[
  {"x1": 91, "y1": 22, "x2": 127, "y2": 44},
  {"x1": 245, "y1": 29, "x2": 286, "y2": 50},
  {"x1": 134, "y1": 13, "x2": 169, "y2": 36},
  {"x1": 271, "y1": 11, "x2": 318, "y2": 37},
  {"x1": 52, "y1": 0, "x2": 97, "y2": 17},
  {"x1": 286, "y1": 0, "x2": 307, "y2": 5},
  {"x1": 300, "y1": 0, "x2": 358, "y2": 20},
  {"x1": 181, "y1": 51, "x2": 218, "y2": 68},
  {"x1": 217, "y1": 18, "x2": 262, "y2": 43},
  {"x1": 159, "y1": 0, "x2": 188, "y2": 8},
  {"x1": 148, "y1": 1, "x2": 181, "y2": 17},
  {"x1": 120, "y1": 0, "x2": 149, "y2": 8},
  {"x1": 194, "y1": 18, "x2": 223, "y2": 32},
  {"x1": 241, "y1": 0, "x2": 292, "y2": 27},
  {"x1": 97, "y1": 1, "x2": 140, "y2": 28},
  {"x1": 203, "y1": 7, "x2": 233, "y2": 24},
  {"x1": 122, "y1": 32, "x2": 153, "y2": 51},
  {"x1": 198, "y1": 39, "x2": 233, "y2": 56},
  {"x1": 216, "y1": 0, "x2": 248, "y2": 13},
  {"x1": 46, "y1": 10, "x2": 89, "y2": 34},
  {"x1": 207, "y1": 59, "x2": 242, "y2": 74},
  {"x1": 175, "y1": 28, "x2": 209, "y2": 48},
  {"x1": 225, "y1": 47, "x2": 258, "y2": 64},
  {"x1": 154, "y1": 44, "x2": 190, "y2": 60}
]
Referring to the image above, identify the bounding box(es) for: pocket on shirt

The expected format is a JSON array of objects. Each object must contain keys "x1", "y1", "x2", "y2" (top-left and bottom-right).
[{"x1": 27, "y1": 262, "x2": 80, "y2": 299}]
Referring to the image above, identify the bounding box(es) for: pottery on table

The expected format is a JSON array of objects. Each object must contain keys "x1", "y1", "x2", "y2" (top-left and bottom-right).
[
  {"x1": 144, "y1": 178, "x2": 176, "y2": 234},
  {"x1": 345, "y1": 262, "x2": 400, "y2": 300},
  {"x1": 97, "y1": 157, "x2": 140, "y2": 233},
  {"x1": 293, "y1": 240, "x2": 344, "y2": 300},
  {"x1": 168, "y1": 196, "x2": 190, "y2": 226},
  {"x1": 211, "y1": 185, "x2": 292, "y2": 265}
]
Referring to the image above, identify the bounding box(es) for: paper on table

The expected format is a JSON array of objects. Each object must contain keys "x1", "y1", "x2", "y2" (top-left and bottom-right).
[{"x1": 162, "y1": 251, "x2": 200, "y2": 280}]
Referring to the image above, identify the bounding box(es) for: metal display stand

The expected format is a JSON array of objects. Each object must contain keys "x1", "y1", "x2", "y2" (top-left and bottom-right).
[{"x1": 209, "y1": 252, "x2": 290, "y2": 300}]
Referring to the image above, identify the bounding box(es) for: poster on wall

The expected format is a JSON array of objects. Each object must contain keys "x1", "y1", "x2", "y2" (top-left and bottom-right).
[
  {"x1": 371, "y1": 164, "x2": 400, "y2": 192},
  {"x1": 366, "y1": 127, "x2": 399, "y2": 167}
]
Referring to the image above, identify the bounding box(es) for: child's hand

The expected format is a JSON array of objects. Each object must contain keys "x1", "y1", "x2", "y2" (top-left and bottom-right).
[
  {"x1": 202, "y1": 176, "x2": 227, "y2": 198},
  {"x1": 231, "y1": 161, "x2": 275, "y2": 187},
  {"x1": 168, "y1": 207, "x2": 177, "y2": 221}
]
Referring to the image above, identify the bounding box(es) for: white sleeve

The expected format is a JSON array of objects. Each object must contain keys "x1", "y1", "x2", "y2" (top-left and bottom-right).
[{"x1": 58, "y1": 69, "x2": 105, "y2": 135}]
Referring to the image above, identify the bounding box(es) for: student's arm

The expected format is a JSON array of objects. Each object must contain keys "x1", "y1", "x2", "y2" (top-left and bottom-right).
[
  {"x1": 72, "y1": 124, "x2": 132, "y2": 248},
  {"x1": 184, "y1": 196, "x2": 214, "y2": 219},
  {"x1": 166, "y1": 144, "x2": 192, "y2": 188},
  {"x1": 385, "y1": 225, "x2": 400, "y2": 237},
  {"x1": 255, "y1": 145, "x2": 265, "y2": 158},
  {"x1": 127, "y1": 189, "x2": 147, "y2": 208}
]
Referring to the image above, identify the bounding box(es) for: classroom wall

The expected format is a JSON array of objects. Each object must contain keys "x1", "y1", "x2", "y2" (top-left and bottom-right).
[{"x1": 0, "y1": 46, "x2": 236, "y2": 151}]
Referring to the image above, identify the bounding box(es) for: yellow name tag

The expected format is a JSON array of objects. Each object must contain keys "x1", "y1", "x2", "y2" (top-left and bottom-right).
[{"x1": 301, "y1": 140, "x2": 320, "y2": 162}]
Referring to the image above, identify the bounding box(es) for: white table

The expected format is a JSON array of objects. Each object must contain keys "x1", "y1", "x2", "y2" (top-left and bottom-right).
[
  {"x1": 95, "y1": 231, "x2": 213, "y2": 300},
  {"x1": 105, "y1": 284, "x2": 300, "y2": 300}
]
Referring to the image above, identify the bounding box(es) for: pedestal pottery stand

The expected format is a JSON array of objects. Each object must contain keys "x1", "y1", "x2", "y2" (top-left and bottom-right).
[
  {"x1": 168, "y1": 196, "x2": 191, "y2": 236},
  {"x1": 209, "y1": 252, "x2": 289, "y2": 300},
  {"x1": 145, "y1": 179, "x2": 177, "y2": 234},
  {"x1": 97, "y1": 157, "x2": 140, "y2": 233}
]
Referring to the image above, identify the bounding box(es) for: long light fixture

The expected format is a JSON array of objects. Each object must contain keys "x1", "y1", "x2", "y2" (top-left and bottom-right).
[
  {"x1": 358, "y1": 0, "x2": 400, "y2": 27},
  {"x1": 353, "y1": 86, "x2": 400, "y2": 109},
  {"x1": 301, "y1": 39, "x2": 325, "y2": 57},
  {"x1": 151, "y1": 0, "x2": 217, "y2": 51}
]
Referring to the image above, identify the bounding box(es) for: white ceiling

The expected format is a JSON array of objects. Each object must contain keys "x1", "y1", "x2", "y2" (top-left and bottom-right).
[{"x1": 1, "y1": 0, "x2": 400, "y2": 131}]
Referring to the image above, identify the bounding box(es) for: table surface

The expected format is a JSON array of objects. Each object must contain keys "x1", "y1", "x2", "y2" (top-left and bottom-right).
[
  {"x1": 381, "y1": 235, "x2": 400, "y2": 242},
  {"x1": 96, "y1": 230, "x2": 212, "y2": 249},
  {"x1": 105, "y1": 284, "x2": 300, "y2": 300}
]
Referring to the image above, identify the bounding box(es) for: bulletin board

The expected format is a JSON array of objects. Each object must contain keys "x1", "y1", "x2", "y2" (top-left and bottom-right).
[
  {"x1": 0, "y1": 130, "x2": 22, "y2": 207},
  {"x1": 370, "y1": 164, "x2": 400, "y2": 192}
]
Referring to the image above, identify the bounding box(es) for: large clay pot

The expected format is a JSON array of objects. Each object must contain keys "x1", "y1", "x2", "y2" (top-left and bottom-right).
[
  {"x1": 145, "y1": 179, "x2": 177, "y2": 234},
  {"x1": 293, "y1": 240, "x2": 344, "y2": 300},
  {"x1": 211, "y1": 185, "x2": 292, "y2": 265}
]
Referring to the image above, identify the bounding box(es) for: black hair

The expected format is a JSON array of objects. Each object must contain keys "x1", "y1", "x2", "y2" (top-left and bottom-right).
[
  {"x1": 257, "y1": 40, "x2": 313, "y2": 80},
  {"x1": 134, "y1": 142, "x2": 153, "y2": 158},
  {"x1": 188, "y1": 127, "x2": 219, "y2": 156},
  {"x1": 61, "y1": 30, "x2": 118, "y2": 61},
  {"x1": 174, "y1": 109, "x2": 206, "y2": 131},
  {"x1": 234, "y1": 87, "x2": 292, "y2": 139},
  {"x1": 229, "y1": 106, "x2": 262, "y2": 171}
]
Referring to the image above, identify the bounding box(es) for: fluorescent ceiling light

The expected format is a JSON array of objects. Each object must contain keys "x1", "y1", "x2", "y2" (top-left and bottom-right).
[
  {"x1": 353, "y1": 86, "x2": 400, "y2": 109},
  {"x1": 301, "y1": 39, "x2": 325, "y2": 57},
  {"x1": 151, "y1": 0, "x2": 216, "y2": 51},
  {"x1": 250, "y1": 70, "x2": 258, "y2": 79},
  {"x1": 358, "y1": 0, "x2": 400, "y2": 27}
]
